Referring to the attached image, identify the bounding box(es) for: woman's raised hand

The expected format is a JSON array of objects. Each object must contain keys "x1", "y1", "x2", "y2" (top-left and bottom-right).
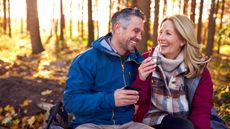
[{"x1": 138, "y1": 57, "x2": 157, "y2": 81}]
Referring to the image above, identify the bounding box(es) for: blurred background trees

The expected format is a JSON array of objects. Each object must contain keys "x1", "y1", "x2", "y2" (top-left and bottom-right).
[
  {"x1": 0, "y1": 0, "x2": 229, "y2": 128},
  {"x1": 0, "y1": 0, "x2": 229, "y2": 54}
]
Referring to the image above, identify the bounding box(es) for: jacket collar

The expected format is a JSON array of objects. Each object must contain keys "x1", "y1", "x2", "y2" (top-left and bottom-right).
[{"x1": 92, "y1": 33, "x2": 144, "y2": 64}]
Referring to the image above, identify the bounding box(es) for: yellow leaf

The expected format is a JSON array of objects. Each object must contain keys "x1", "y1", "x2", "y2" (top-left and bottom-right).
[
  {"x1": 59, "y1": 78, "x2": 65, "y2": 84},
  {"x1": 0, "y1": 116, "x2": 4, "y2": 121},
  {"x1": 2, "y1": 116, "x2": 12, "y2": 125},
  {"x1": 12, "y1": 118, "x2": 20, "y2": 125},
  {"x1": 0, "y1": 107, "x2": 3, "y2": 113},
  {"x1": 41, "y1": 90, "x2": 52, "y2": 95},
  {"x1": 27, "y1": 116, "x2": 35, "y2": 126},
  {"x1": 22, "y1": 116, "x2": 28, "y2": 123},
  {"x1": 4, "y1": 105, "x2": 14, "y2": 113},
  {"x1": 20, "y1": 99, "x2": 32, "y2": 107}
]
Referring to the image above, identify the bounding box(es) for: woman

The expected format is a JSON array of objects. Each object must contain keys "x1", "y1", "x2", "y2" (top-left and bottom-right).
[{"x1": 132, "y1": 14, "x2": 213, "y2": 129}]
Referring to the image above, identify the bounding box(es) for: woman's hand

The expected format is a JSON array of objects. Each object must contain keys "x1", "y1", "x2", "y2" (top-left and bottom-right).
[{"x1": 138, "y1": 57, "x2": 156, "y2": 81}]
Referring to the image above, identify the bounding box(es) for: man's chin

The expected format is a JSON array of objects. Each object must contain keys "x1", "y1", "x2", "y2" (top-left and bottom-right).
[{"x1": 128, "y1": 47, "x2": 136, "y2": 52}]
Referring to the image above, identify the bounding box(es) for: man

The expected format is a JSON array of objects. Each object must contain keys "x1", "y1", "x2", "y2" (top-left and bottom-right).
[{"x1": 64, "y1": 7, "x2": 154, "y2": 129}]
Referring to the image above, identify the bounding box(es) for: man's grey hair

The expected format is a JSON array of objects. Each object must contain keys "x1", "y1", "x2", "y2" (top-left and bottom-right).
[{"x1": 111, "y1": 7, "x2": 145, "y2": 31}]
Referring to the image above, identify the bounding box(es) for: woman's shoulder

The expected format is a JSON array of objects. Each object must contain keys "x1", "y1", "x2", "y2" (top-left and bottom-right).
[
  {"x1": 142, "y1": 47, "x2": 155, "y2": 58},
  {"x1": 201, "y1": 67, "x2": 212, "y2": 81}
]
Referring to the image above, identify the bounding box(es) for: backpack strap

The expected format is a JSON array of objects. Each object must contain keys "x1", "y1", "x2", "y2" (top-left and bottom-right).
[
  {"x1": 44, "y1": 102, "x2": 70, "y2": 129},
  {"x1": 45, "y1": 102, "x2": 63, "y2": 129}
]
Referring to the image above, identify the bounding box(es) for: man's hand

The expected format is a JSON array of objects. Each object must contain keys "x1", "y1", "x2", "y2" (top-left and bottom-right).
[{"x1": 114, "y1": 88, "x2": 139, "y2": 107}]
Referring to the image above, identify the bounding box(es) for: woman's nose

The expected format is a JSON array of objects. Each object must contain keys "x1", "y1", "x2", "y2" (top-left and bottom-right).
[{"x1": 158, "y1": 33, "x2": 164, "y2": 41}]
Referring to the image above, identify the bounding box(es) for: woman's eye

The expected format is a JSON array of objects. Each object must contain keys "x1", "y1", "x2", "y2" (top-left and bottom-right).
[{"x1": 166, "y1": 32, "x2": 171, "y2": 35}]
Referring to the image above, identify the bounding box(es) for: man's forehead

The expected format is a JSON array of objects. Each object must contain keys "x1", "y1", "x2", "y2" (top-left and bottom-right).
[{"x1": 128, "y1": 21, "x2": 144, "y2": 31}]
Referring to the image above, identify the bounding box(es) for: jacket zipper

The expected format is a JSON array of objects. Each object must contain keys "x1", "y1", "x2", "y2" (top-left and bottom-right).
[
  {"x1": 112, "y1": 110, "x2": 115, "y2": 124},
  {"x1": 121, "y1": 60, "x2": 127, "y2": 87},
  {"x1": 111, "y1": 59, "x2": 127, "y2": 124}
]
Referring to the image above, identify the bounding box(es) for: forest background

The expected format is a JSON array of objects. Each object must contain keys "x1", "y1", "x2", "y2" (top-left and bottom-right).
[{"x1": 0, "y1": 0, "x2": 229, "y2": 128}]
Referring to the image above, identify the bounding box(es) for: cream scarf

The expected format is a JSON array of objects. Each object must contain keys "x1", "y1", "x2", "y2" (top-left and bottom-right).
[{"x1": 152, "y1": 45, "x2": 184, "y2": 81}]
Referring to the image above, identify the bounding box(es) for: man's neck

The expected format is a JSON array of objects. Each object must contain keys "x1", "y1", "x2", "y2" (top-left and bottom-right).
[{"x1": 110, "y1": 37, "x2": 129, "y2": 56}]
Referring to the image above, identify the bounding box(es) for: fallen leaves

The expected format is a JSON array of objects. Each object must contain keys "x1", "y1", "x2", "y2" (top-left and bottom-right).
[
  {"x1": 0, "y1": 105, "x2": 17, "y2": 126},
  {"x1": 20, "y1": 99, "x2": 33, "y2": 107},
  {"x1": 0, "y1": 104, "x2": 45, "y2": 128},
  {"x1": 41, "y1": 90, "x2": 53, "y2": 96},
  {"x1": 27, "y1": 116, "x2": 36, "y2": 126}
]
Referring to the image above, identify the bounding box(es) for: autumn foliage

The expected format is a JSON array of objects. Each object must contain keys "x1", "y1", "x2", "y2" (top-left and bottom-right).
[{"x1": 0, "y1": 35, "x2": 229, "y2": 128}]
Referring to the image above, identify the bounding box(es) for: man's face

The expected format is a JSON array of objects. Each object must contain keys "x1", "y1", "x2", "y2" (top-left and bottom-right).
[{"x1": 116, "y1": 16, "x2": 144, "y2": 54}]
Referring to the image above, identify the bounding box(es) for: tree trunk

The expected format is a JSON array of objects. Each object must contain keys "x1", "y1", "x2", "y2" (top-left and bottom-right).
[
  {"x1": 197, "y1": 0, "x2": 204, "y2": 44},
  {"x1": 3, "y1": 0, "x2": 7, "y2": 34},
  {"x1": 7, "y1": 0, "x2": 11, "y2": 37},
  {"x1": 20, "y1": 17, "x2": 24, "y2": 33},
  {"x1": 26, "y1": 0, "x2": 44, "y2": 54},
  {"x1": 87, "y1": 0, "x2": 94, "y2": 47},
  {"x1": 136, "y1": 0, "x2": 151, "y2": 53},
  {"x1": 60, "y1": 0, "x2": 65, "y2": 42},
  {"x1": 117, "y1": 0, "x2": 120, "y2": 11},
  {"x1": 163, "y1": 0, "x2": 167, "y2": 17},
  {"x1": 206, "y1": 0, "x2": 216, "y2": 56},
  {"x1": 153, "y1": 0, "x2": 160, "y2": 47},
  {"x1": 69, "y1": 0, "x2": 72, "y2": 39},
  {"x1": 131, "y1": 0, "x2": 137, "y2": 7},
  {"x1": 108, "y1": 0, "x2": 112, "y2": 32},
  {"x1": 26, "y1": 0, "x2": 29, "y2": 31},
  {"x1": 77, "y1": 1, "x2": 81, "y2": 40},
  {"x1": 183, "y1": 0, "x2": 189, "y2": 15},
  {"x1": 54, "y1": 19, "x2": 59, "y2": 52},
  {"x1": 217, "y1": 0, "x2": 225, "y2": 54},
  {"x1": 81, "y1": 0, "x2": 84, "y2": 41},
  {"x1": 190, "y1": 0, "x2": 196, "y2": 22},
  {"x1": 179, "y1": 0, "x2": 182, "y2": 13},
  {"x1": 95, "y1": 0, "x2": 99, "y2": 39},
  {"x1": 202, "y1": 25, "x2": 208, "y2": 44}
]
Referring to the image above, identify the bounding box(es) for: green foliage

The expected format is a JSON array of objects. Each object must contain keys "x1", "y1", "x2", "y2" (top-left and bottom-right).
[
  {"x1": 208, "y1": 55, "x2": 230, "y2": 126},
  {"x1": 217, "y1": 23, "x2": 230, "y2": 45}
]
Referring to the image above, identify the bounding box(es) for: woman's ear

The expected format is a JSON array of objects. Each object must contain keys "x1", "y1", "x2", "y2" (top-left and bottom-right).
[{"x1": 180, "y1": 42, "x2": 186, "y2": 47}]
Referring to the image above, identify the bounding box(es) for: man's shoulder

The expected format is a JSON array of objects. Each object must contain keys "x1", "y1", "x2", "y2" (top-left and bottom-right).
[
  {"x1": 76, "y1": 47, "x2": 98, "y2": 58},
  {"x1": 70, "y1": 48, "x2": 98, "y2": 65}
]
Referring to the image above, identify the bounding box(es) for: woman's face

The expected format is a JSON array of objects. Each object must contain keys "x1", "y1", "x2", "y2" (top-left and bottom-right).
[{"x1": 158, "y1": 20, "x2": 185, "y2": 59}]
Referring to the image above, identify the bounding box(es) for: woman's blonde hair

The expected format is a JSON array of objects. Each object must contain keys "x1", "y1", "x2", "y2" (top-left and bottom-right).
[{"x1": 160, "y1": 14, "x2": 210, "y2": 78}]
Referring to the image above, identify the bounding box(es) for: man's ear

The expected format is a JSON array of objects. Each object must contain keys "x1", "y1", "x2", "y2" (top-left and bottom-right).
[{"x1": 114, "y1": 22, "x2": 121, "y2": 32}]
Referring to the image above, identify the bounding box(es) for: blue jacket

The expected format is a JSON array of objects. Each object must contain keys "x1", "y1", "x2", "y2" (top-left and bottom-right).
[{"x1": 64, "y1": 33, "x2": 143, "y2": 128}]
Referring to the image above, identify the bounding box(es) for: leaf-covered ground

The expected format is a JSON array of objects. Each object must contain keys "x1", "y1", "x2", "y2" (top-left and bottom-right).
[
  {"x1": 0, "y1": 35, "x2": 229, "y2": 128},
  {"x1": 0, "y1": 35, "x2": 87, "y2": 128}
]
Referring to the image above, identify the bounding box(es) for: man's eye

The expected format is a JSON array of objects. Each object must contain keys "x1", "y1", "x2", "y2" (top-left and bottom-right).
[{"x1": 134, "y1": 29, "x2": 139, "y2": 33}]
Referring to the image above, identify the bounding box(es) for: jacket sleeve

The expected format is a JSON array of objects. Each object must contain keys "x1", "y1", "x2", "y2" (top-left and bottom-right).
[
  {"x1": 132, "y1": 73, "x2": 151, "y2": 105},
  {"x1": 189, "y1": 68, "x2": 213, "y2": 129},
  {"x1": 132, "y1": 52, "x2": 151, "y2": 105},
  {"x1": 63, "y1": 55, "x2": 115, "y2": 115}
]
